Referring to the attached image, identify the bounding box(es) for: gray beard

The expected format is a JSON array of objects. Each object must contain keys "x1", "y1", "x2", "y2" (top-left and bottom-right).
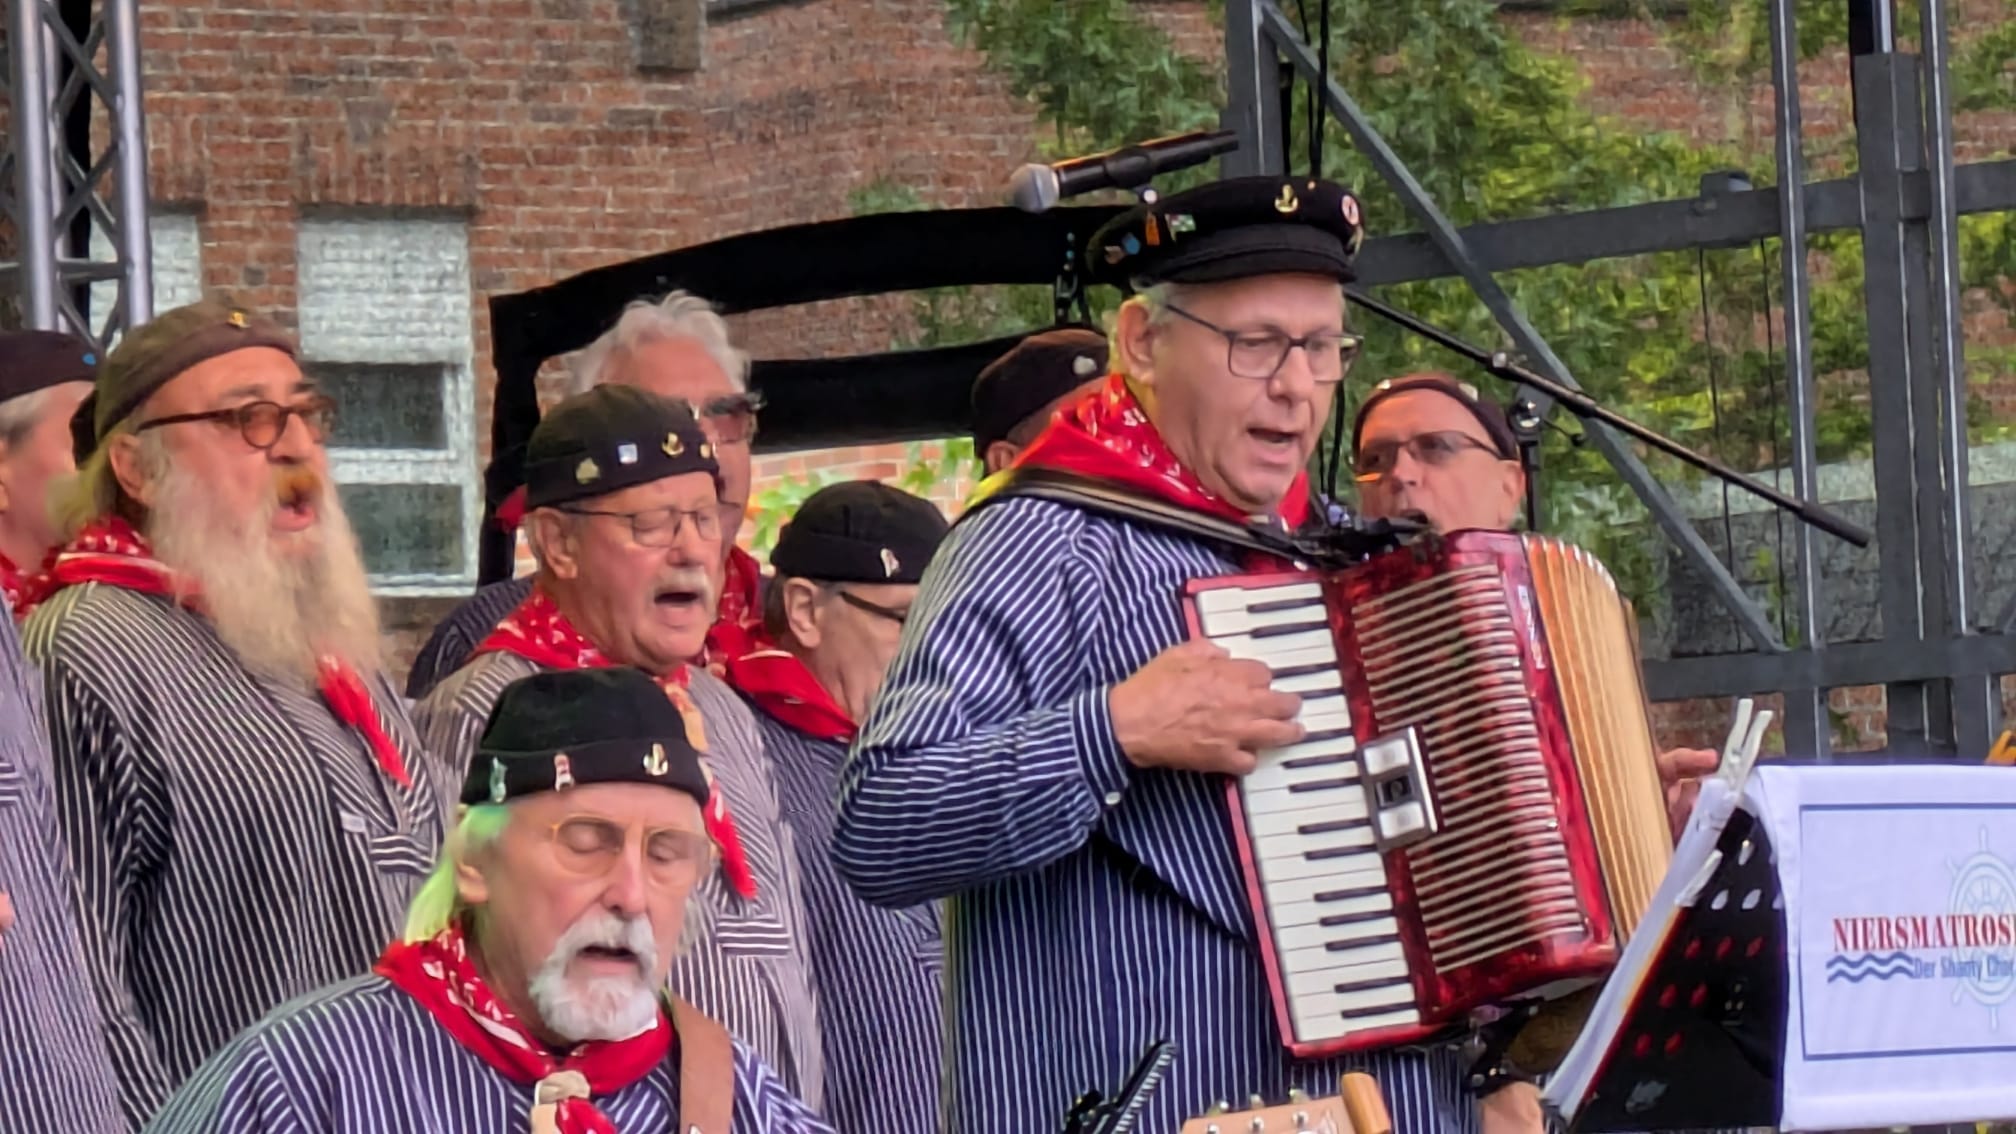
[{"x1": 144, "y1": 462, "x2": 383, "y2": 688}]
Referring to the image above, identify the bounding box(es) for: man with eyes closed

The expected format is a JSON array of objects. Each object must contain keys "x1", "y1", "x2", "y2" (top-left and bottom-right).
[
  {"x1": 414, "y1": 383, "x2": 823, "y2": 1111},
  {"x1": 16, "y1": 299, "x2": 448, "y2": 1124}
]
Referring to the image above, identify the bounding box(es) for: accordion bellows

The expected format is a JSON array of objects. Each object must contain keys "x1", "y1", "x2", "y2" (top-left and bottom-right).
[{"x1": 1186, "y1": 530, "x2": 1672, "y2": 1057}]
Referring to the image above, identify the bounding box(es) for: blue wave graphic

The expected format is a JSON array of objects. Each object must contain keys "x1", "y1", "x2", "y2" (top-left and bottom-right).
[{"x1": 1826, "y1": 951, "x2": 1920, "y2": 983}]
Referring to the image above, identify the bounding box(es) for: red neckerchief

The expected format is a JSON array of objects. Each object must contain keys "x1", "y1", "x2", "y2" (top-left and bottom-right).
[
  {"x1": 490, "y1": 486, "x2": 760, "y2": 679},
  {"x1": 720, "y1": 630, "x2": 855, "y2": 744},
  {"x1": 13, "y1": 518, "x2": 412, "y2": 788},
  {"x1": 376, "y1": 925, "x2": 671, "y2": 1134},
  {"x1": 1009, "y1": 371, "x2": 1312, "y2": 529},
  {"x1": 474, "y1": 587, "x2": 758, "y2": 899}
]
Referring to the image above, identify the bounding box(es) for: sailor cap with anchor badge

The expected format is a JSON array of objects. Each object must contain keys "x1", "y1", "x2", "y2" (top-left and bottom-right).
[
  {"x1": 1084, "y1": 173, "x2": 1365, "y2": 290},
  {"x1": 521, "y1": 384, "x2": 720, "y2": 510},
  {"x1": 768, "y1": 480, "x2": 950, "y2": 586},
  {"x1": 460, "y1": 667, "x2": 712, "y2": 808}
]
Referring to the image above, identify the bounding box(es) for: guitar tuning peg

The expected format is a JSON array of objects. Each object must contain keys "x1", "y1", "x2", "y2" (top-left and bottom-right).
[
  {"x1": 1248, "y1": 1095, "x2": 1266, "y2": 1109},
  {"x1": 1287, "y1": 1088, "x2": 1308, "y2": 1103},
  {"x1": 1207, "y1": 1101, "x2": 1229, "y2": 1115}
]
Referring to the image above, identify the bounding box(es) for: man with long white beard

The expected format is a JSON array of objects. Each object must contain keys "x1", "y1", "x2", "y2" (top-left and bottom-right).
[
  {"x1": 146, "y1": 667, "x2": 833, "y2": 1133},
  {"x1": 416, "y1": 384, "x2": 823, "y2": 1108},
  {"x1": 17, "y1": 299, "x2": 450, "y2": 1124}
]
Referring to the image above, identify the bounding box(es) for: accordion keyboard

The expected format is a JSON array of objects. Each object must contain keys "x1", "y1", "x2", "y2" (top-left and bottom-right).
[{"x1": 1194, "y1": 580, "x2": 1423, "y2": 1044}]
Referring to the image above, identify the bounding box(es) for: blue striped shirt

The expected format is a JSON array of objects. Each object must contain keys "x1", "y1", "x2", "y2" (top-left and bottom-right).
[
  {"x1": 141, "y1": 974, "x2": 834, "y2": 1133},
  {"x1": 836, "y1": 495, "x2": 1480, "y2": 1134},
  {"x1": 403, "y1": 577, "x2": 531, "y2": 699},
  {"x1": 757, "y1": 711, "x2": 944, "y2": 1134},
  {"x1": 22, "y1": 583, "x2": 452, "y2": 1125},
  {"x1": 0, "y1": 601, "x2": 124, "y2": 1134}
]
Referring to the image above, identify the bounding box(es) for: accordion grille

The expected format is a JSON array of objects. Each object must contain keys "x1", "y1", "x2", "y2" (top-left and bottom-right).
[
  {"x1": 1351, "y1": 564, "x2": 1584, "y2": 974},
  {"x1": 1523, "y1": 535, "x2": 1671, "y2": 940}
]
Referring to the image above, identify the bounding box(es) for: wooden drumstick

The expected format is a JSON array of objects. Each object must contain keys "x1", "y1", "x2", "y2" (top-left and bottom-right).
[{"x1": 1339, "y1": 1071, "x2": 1393, "y2": 1134}]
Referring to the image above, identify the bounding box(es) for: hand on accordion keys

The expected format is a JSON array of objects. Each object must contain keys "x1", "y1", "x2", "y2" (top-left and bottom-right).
[
  {"x1": 1656, "y1": 745, "x2": 1721, "y2": 841},
  {"x1": 1109, "y1": 639, "x2": 1307, "y2": 776}
]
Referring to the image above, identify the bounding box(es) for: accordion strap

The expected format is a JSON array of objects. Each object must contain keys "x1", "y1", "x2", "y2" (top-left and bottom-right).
[{"x1": 966, "y1": 466, "x2": 1310, "y2": 564}]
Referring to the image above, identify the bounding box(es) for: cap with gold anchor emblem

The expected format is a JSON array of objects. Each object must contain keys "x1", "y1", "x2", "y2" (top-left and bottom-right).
[{"x1": 1085, "y1": 174, "x2": 1365, "y2": 290}]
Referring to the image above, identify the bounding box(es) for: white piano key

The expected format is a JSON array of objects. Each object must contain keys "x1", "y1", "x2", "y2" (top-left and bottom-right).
[
  {"x1": 1254, "y1": 844, "x2": 1384, "y2": 883},
  {"x1": 1268, "y1": 889, "x2": 1394, "y2": 929},
  {"x1": 1292, "y1": 693, "x2": 1352, "y2": 728},
  {"x1": 1247, "y1": 642, "x2": 1342, "y2": 674},
  {"x1": 1241, "y1": 782, "x2": 1370, "y2": 827},
  {"x1": 1274, "y1": 668, "x2": 1343, "y2": 697},
  {"x1": 1281, "y1": 937, "x2": 1406, "y2": 975},
  {"x1": 1272, "y1": 914, "x2": 1402, "y2": 954},
  {"x1": 1197, "y1": 601, "x2": 1329, "y2": 638},
  {"x1": 1243, "y1": 788, "x2": 1371, "y2": 829},
  {"x1": 1291, "y1": 1003, "x2": 1422, "y2": 1044},
  {"x1": 1291, "y1": 995, "x2": 1422, "y2": 1040},
  {"x1": 1196, "y1": 580, "x2": 1323, "y2": 614},
  {"x1": 1284, "y1": 955, "x2": 1411, "y2": 997},
  {"x1": 1215, "y1": 627, "x2": 1335, "y2": 664},
  {"x1": 1243, "y1": 762, "x2": 1357, "y2": 799},
  {"x1": 1258, "y1": 864, "x2": 1392, "y2": 906},
  {"x1": 1254, "y1": 821, "x2": 1378, "y2": 865}
]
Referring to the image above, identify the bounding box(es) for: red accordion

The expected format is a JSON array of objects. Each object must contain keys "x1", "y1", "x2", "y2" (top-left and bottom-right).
[{"x1": 1184, "y1": 530, "x2": 1673, "y2": 1058}]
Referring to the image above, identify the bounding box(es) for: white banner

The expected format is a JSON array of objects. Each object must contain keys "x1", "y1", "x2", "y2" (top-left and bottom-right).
[{"x1": 1750, "y1": 764, "x2": 2016, "y2": 1130}]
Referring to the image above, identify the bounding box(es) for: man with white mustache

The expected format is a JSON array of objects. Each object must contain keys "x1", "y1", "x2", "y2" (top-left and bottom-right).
[
  {"x1": 416, "y1": 384, "x2": 823, "y2": 1109},
  {"x1": 16, "y1": 299, "x2": 449, "y2": 1124},
  {"x1": 147, "y1": 667, "x2": 832, "y2": 1133}
]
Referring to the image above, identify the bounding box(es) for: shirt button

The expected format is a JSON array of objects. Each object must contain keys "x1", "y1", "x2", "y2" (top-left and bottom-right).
[{"x1": 1103, "y1": 791, "x2": 1123, "y2": 807}]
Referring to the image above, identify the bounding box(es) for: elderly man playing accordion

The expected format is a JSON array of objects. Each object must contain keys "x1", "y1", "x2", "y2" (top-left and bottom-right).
[{"x1": 836, "y1": 176, "x2": 1709, "y2": 1134}]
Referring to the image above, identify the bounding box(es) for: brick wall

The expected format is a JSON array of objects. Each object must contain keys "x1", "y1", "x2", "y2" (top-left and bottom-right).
[{"x1": 7, "y1": 0, "x2": 2013, "y2": 743}]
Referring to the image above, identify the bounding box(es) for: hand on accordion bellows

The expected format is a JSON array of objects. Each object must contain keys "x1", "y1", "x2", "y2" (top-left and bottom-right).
[
  {"x1": 1657, "y1": 746, "x2": 1721, "y2": 841},
  {"x1": 1109, "y1": 639, "x2": 1306, "y2": 776}
]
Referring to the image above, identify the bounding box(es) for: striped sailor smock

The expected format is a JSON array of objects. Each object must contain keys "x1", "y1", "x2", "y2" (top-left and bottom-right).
[
  {"x1": 19, "y1": 583, "x2": 453, "y2": 1126},
  {"x1": 142, "y1": 974, "x2": 835, "y2": 1133},
  {"x1": 0, "y1": 602, "x2": 124, "y2": 1134},
  {"x1": 403, "y1": 576, "x2": 531, "y2": 699},
  {"x1": 758, "y1": 711, "x2": 944, "y2": 1134},
  {"x1": 836, "y1": 495, "x2": 1481, "y2": 1134},
  {"x1": 415, "y1": 650, "x2": 827, "y2": 1110}
]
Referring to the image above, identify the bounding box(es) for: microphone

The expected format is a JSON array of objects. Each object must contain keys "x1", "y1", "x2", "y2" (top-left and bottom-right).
[{"x1": 1008, "y1": 129, "x2": 1241, "y2": 213}]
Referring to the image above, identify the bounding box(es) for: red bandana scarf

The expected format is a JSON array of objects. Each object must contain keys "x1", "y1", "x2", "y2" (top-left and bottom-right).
[
  {"x1": 474, "y1": 587, "x2": 758, "y2": 899},
  {"x1": 720, "y1": 632, "x2": 855, "y2": 744},
  {"x1": 13, "y1": 518, "x2": 412, "y2": 787},
  {"x1": 1007, "y1": 371, "x2": 1312, "y2": 530},
  {"x1": 377, "y1": 925, "x2": 671, "y2": 1134}
]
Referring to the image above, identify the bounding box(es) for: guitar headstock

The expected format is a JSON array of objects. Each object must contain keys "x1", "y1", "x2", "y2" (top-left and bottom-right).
[{"x1": 1176, "y1": 1073, "x2": 1392, "y2": 1134}]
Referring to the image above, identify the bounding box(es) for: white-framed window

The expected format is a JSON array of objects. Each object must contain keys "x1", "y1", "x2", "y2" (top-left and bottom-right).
[
  {"x1": 295, "y1": 214, "x2": 478, "y2": 595},
  {"x1": 88, "y1": 209, "x2": 205, "y2": 343}
]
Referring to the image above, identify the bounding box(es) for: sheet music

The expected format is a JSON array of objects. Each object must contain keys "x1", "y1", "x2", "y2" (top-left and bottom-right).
[{"x1": 1541, "y1": 777, "x2": 1743, "y2": 1121}]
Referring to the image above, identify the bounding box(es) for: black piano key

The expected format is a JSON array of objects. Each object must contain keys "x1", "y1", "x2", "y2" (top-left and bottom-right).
[
  {"x1": 1306, "y1": 844, "x2": 1374, "y2": 860},
  {"x1": 1336, "y1": 995, "x2": 1421, "y2": 1020},
  {"x1": 1296, "y1": 818, "x2": 1366, "y2": 836},
  {"x1": 1318, "y1": 908, "x2": 1392, "y2": 928},
  {"x1": 1245, "y1": 596, "x2": 1321, "y2": 615},
  {"x1": 1334, "y1": 975, "x2": 1408, "y2": 996},
  {"x1": 1290, "y1": 777, "x2": 1356, "y2": 794},
  {"x1": 1270, "y1": 662, "x2": 1340, "y2": 681},
  {"x1": 1313, "y1": 884, "x2": 1388, "y2": 903},
  {"x1": 1249, "y1": 620, "x2": 1327, "y2": 639},
  {"x1": 1325, "y1": 933, "x2": 1402, "y2": 952}
]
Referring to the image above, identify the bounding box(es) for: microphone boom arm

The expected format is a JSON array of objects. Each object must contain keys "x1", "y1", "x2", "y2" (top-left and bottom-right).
[{"x1": 1345, "y1": 288, "x2": 1872, "y2": 548}]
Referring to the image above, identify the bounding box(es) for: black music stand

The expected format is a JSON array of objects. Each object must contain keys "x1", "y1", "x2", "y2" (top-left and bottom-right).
[{"x1": 1550, "y1": 806, "x2": 1784, "y2": 1131}]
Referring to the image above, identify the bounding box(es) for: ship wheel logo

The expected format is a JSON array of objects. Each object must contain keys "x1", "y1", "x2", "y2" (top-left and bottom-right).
[{"x1": 1947, "y1": 827, "x2": 2016, "y2": 1026}]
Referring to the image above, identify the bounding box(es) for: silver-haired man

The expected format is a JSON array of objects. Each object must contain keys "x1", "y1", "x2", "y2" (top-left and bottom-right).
[
  {"x1": 406, "y1": 291, "x2": 765, "y2": 697},
  {"x1": 415, "y1": 384, "x2": 823, "y2": 1108}
]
